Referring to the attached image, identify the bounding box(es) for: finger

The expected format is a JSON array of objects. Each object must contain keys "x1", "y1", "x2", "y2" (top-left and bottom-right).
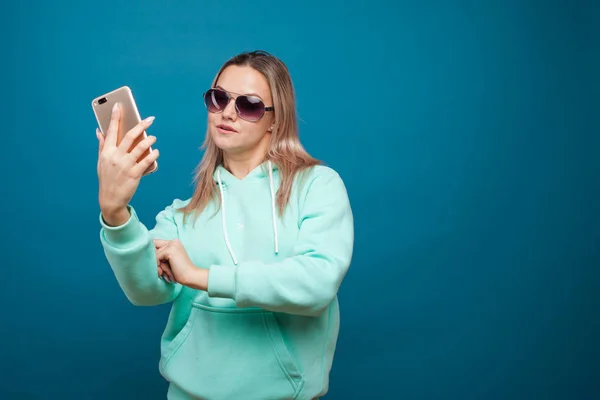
[
  {"x1": 155, "y1": 244, "x2": 170, "y2": 262},
  {"x1": 156, "y1": 253, "x2": 167, "y2": 280},
  {"x1": 155, "y1": 246, "x2": 175, "y2": 282},
  {"x1": 131, "y1": 148, "x2": 160, "y2": 177},
  {"x1": 96, "y1": 128, "x2": 105, "y2": 157},
  {"x1": 118, "y1": 116, "x2": 155, "y2": 154},
  {"x1": 105, "y1": 103, "x2": 120, "y2": 148},
  {"x1": 154, "y1": 239, "x2": 170, "y2": 248},
  {"x1": 155, "y1": 250, "x2": 167, "y2": 275},
  {"x1": 160, "y1": 261, "x2": 175, "y2": 283},
  {"x1": 128, "y1": 134, "x2": 157, "y2": 162}
]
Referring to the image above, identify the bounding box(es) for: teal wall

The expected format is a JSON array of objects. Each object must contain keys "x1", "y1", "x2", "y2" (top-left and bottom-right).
[{"x1": 1, "y1": 0, "x2": 597, "y2": 398}]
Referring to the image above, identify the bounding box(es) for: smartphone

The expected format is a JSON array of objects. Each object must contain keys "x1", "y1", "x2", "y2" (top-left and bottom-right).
[{"x1": 91, "y1": 86, "x2": 158, "y2": 176}]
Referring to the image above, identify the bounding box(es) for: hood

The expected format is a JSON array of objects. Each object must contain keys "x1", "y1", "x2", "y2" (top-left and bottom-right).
[{"x1": 213, "y1": 161, "x2": 279, "y2": 187}]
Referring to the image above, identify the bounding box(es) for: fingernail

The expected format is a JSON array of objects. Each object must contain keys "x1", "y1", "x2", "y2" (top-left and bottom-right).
[
  {"x1": 145, "y1": 116, "x2": 155, "y2": 123},
  {"x1": 112, "y1": 103, "x2": 119, "y2": 113}
]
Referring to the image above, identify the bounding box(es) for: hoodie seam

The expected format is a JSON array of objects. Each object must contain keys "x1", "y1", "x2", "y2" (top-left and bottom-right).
[
  {"x1": 297, "y1": 167, "x2": 335, "y2": 221},
  {"x1": 100, "y1": 229, "x2": 149, "y2": 253},
  {"x1": 297, "y1": 174, "x2": 319, "y2": 227},
  {"x1": 161, "y1": 308, "x2": 198, "y2": 370},
  {"x1": 319, "y1": 303, "x2": 333, "y2": 396},
  {"x1": 262, "y1": 314, "x2": 304, "y2": 398}
]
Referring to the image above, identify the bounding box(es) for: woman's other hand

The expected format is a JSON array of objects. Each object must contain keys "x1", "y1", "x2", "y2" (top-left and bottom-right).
[{"x1": 154, "y1": 239, "x2": 208, "y2": 289}]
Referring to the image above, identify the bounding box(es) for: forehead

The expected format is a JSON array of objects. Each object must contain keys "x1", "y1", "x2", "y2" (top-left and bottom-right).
[{"x1": 216, "y1": 65, "x2": 271, "y2": 101}]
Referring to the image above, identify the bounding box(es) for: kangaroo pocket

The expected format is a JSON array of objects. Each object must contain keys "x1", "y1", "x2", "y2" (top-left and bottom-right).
[{"x1": 159, "y1": 303, "x2": 305, "y2": 400}]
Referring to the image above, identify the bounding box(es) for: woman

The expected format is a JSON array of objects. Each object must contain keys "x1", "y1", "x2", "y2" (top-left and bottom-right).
[{"x1": 96, "y1": 50, "x2": 354, "y2": 400}]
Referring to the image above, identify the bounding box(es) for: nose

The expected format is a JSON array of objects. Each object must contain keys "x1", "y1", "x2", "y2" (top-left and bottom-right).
[{"x1": 221, "y1": 97, "x2": 237, "y2": 121}]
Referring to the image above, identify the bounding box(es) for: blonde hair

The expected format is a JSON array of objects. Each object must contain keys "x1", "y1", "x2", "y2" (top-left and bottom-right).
[{"x1": 179, "y1": 50, "x2": 321, "y2": 223}]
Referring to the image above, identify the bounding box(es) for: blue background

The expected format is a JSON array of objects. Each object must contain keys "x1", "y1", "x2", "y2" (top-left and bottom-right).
[{"x1": 1, "y1": 0, "x2": 598, "y2": 399}]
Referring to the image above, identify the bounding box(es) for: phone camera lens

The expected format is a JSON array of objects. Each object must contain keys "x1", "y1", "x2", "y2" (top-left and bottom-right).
[{"x1": 99, "y1": 97, "x2": 107, "y2": 105}]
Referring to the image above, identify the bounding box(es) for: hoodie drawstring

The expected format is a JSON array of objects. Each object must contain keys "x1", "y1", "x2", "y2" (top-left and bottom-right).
[
  {"x1": 216, "y1": 169, "x2": 238, "y2": 265},
  {"x1": 216, "y1": 161, "x2": 279, "y2": 266},
  {"x1": 267, "y1": 160, "x2": 279, "y2": 254}
]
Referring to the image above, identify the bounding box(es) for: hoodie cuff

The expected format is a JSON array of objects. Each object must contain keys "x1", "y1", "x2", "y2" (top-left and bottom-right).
[
  {"x1": 207, "y1": 264, "x2": 237, "y2": 299},
  {"x1": 99, "y1": 205, "x2": 146, "y2": 248}
]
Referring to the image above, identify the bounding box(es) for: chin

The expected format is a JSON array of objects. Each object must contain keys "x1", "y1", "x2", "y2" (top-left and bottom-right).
[{"x1": 212, "y1": 133, "x2": 243, "y2": 153}]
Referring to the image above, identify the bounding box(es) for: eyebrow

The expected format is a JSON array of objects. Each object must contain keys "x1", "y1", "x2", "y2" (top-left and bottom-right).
[{"x1": 215, "y1": 85, "x2": 263, "y2": 99}]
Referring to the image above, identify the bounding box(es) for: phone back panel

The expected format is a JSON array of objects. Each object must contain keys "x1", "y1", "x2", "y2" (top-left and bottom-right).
[{"x1": 91, "y1": 86, "x2": 157, "y2": 175}]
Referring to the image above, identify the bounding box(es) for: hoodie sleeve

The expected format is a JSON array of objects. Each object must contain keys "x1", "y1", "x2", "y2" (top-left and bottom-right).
[
  {"x1": 207, "y1": 167, "x2": 354, "y2": 317},
  {"x1": 99, "y1": 202, "x2": 183, "y2": 306}
]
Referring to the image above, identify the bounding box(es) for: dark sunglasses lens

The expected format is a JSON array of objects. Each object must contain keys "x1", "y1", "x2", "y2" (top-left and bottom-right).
[
  {"x1": 236, "y1": 96, "x2": 265, "y2": 121},
  {"x1": 204, "y1": 89, "x2": 229, "y2": 112}
]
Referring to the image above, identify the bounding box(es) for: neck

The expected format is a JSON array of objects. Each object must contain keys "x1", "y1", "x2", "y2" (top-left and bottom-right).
[
  {"x1": 222, "y1": 154, "x2": 263, "y2": 179},
  {"x1": 223, "y1": 147, "x2": 270, "y2": 180}
]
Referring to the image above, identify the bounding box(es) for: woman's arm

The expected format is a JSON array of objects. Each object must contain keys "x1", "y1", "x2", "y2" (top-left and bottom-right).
[
  {"x1": 204, "y1": 167, "x2": 354, "y2": 317},
  {"x1": 99, "y1": 202, "x2": 183, "y2": 306}
]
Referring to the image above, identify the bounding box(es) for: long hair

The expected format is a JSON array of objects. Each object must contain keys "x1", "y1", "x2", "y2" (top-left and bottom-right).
[{"x1": 179, "y1": 50, "x2": 321, "y2": 223}]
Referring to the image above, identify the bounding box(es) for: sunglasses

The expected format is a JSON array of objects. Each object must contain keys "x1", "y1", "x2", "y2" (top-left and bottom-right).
[{"x1": 203, "y1": 88, "x2": 274, "y2": 122}]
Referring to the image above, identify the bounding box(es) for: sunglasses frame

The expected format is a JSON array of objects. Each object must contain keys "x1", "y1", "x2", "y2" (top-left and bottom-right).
[{"x1": 203, "y1": 87, "x2": 274, "y2": 122}]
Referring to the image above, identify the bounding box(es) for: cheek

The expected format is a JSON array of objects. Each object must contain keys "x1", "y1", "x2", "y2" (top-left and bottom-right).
[
  {"x1": 242, "y1": 123, "x2": 269, "y2": 141},
  {"x1": 207, "y1": 113, "x2": 219, "y2": 125}
]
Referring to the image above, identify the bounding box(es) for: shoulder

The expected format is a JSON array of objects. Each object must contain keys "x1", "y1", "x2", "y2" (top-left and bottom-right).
[
  {"x1": 158, "y1": 197, "x2": 192, "y2": 212},
  {"x1": 294, "y1": 164, "x2": 350, "y2": 206},
  {"x1": 170, "y1": 197, "x2": 192, "y2": 209},
  {"x1": 155, "y1": 197, "x2": 192, "y2": 219},
  {"x1": 307, "y1": 164, "x2": 342, "y2": 179},
  {"x1": 298, "y1": 165, "x2": 346, "y2": 190}
]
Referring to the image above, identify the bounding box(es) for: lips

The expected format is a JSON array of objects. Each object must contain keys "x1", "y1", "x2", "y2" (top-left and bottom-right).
[{"x1": 216, "y1": 124, "x2": 238, "y2": 133}]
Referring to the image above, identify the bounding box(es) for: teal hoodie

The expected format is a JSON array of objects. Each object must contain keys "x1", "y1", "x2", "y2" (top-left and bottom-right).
[{"x1": 99, "y1": 162, "x2": 354, "y2": 400}]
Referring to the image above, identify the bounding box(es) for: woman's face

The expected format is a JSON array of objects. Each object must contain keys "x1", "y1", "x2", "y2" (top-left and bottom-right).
[{"x1": 207, "y1": 65, "x2": 274, "y2": 156}]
